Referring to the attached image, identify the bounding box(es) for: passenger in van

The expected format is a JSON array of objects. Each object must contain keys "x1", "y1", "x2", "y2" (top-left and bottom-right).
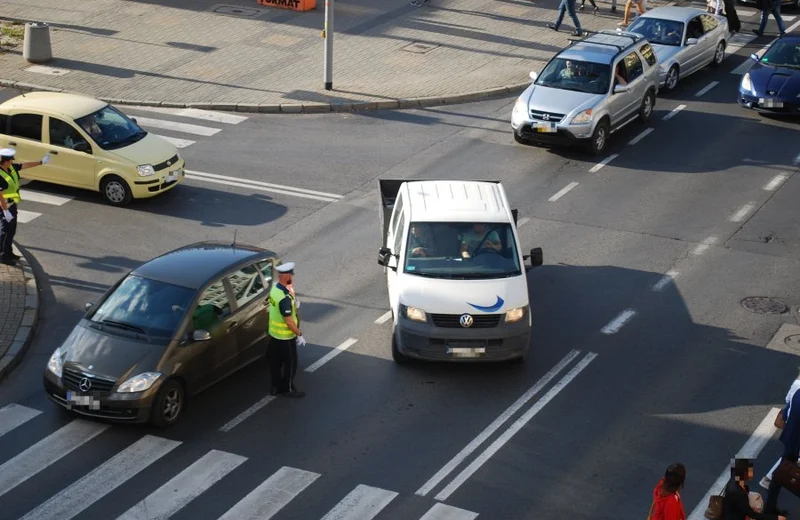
[
  {"x1": 460, "y1": 224, "x2": 501, "y2": 259},
  {"x1": 408, "y1": 223, "x2": 436, "y2": 257}
]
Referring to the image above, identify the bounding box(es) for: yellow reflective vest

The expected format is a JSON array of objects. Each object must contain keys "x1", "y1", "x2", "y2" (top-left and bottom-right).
[
  {"x1": 0, "y1": 165, "x2": 21, "y2": 204},
  {"x1": 268, "y1": 284, "x2": 297, "y2": 340}
]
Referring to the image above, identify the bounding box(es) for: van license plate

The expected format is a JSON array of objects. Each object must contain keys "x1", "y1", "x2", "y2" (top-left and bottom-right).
[{"x1": 448, "y1": 347, "x2": 486, "y2": 357}]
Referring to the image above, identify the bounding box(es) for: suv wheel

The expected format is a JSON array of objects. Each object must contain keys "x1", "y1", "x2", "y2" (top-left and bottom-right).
[
  {"x1": 711, "y1": 41, "x2": 725, "y2": 67},
  {"x1": 639, "y1": 90, "x2": 655, "y2": 123},
  {"x1": 665, "y1": 66, "x2": 679, "y2": 92},
  {"x1": 588, "y1": 120, "x2": 610, "y2": 156}
]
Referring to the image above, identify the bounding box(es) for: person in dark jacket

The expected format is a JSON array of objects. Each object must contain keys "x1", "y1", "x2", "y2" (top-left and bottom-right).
[
  {"x1": 723, "y1": 458, "x2": 785, "y2": 520},
  {"x1": 764, "y1": 387, "x2": 800, "y2": 514}
]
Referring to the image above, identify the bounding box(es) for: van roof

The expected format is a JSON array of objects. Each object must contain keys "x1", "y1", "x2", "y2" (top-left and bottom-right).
[{"x1": 404, "y1": 180, "x2": 510, "y2": 223}]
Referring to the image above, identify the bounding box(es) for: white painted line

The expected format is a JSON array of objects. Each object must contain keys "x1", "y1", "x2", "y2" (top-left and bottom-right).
[
  {"x1": 320, "y1": 484, "x2": 398, "y2": 520},
  {"x1": 763, "y1": 173, "x2": 788, "y2": 191},
  {"x1": 419, "y1": 503, "x2": 479, "y2": 520},
  {"x1": 788, "y1": 19, "x2": 800, "y2": 33},
  {"x1": 695, "y1": 81, "x2": 719, "y2": 97},
  {"x1": 434, "y1": 352, "x2": 597, "y2": 501},
  {"x1": 17, "y1": 210, "x2": 42, "y2": 223},
  {"x1": 662, "y1": 104, "x2": 686, "y2": 121},
  {"x1": 601, "y1": 309, "x2": 636, "y2": 334},
  {"x1": 24, "y1": 65, "x2": 70, "y2": 76},
  {"x1": 186, "y1": 169, "x2": 343, "y2": 200},
  {"x1": 219, "y1": 395, "x2": 276, "y2": 432},
  {"x1": 219, "y1": 466, "x2": 321, "y2": 520},
  {"x1": 416, "y1": 350, "x2": 581, "y2": 497},
  {"x1": 691, "y1": 235, "x2": 719, "y2": 256},
  {"x1": 0, "y1": 419, "x2": 109, "y2": 499},
  {"x1": 729, "y1": 201, "x2": 757, "y2": 222},
  {"x1": 375, "y1": 311, "x2": 392, "y2": 324},
  {"x1": 652, "y1": 270, "x2": 679, "y2": 292},
  {"x1": 727, "y1": 33, "x2": 757, "y2": 54},
  {"x1": 589, "y1": 154, "x2": 619, "y2": 173},
  {"x1": 784, "y1": 15, "x2": 797, "y2": 22},
  {"x1": 548, "y1": 182, "x2": 579, "y2": 202},
  {"x1": 20, "y1": 189, "x2": 73, "y2": 206},
  {"x1": 19, "y1": 435, "x2": 181, "y2": 520},
  {"x1": 731, "y1": 59, "x2": 753, "y2": 75},
  {"x1": 186, "y1": 174, "x2": 340, "y2": 203},
  {"x1": 305, "y1": 338, "x2": 358, "y2": 373},
  {"x1": 517, "y1": 216, "x2": 531, "y2": 226},
  {"x1": 135, "y1": 116, "x2": 221, "y2": 136},
  {"x1": 0, "y1": 403, "x2": 41, "y2": 438},
  {"x1": 151, "y1": 134, "x2": 196, "y2": 149},
  {"x1": 127, "y1": 106, "x2": 248, "y2": 124},
  {"x1": 116, "y1": 449, "x2": 247, "y2": 520},
  {"x1": 687, "y1": 408, "x2": 780, "y2": 520},
  {"x1": 628, "y1": 127, "x2": 654, "y2": 146}
]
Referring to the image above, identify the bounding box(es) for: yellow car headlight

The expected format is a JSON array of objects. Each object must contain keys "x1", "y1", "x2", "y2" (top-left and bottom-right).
[
  {"x1": 505, "y1": 306, "x2": 526, "y2": 323},
  {"x1": 404, "y1": 305, "x2": 427, "y2": 322}
]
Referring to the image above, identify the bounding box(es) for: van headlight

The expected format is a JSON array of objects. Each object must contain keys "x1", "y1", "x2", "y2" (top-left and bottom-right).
[
  {"x1": 117, "y1": 372, "x2": 161, "y2": 393},
  {"x1": 47, "y1": 347, "x2": 65, "y2": 378},
  {"x1": 511, "y1": 97, "x2": 528, "y2": 126},
  {"x1": 403, "y1": 305, "x2": 427, "y2": 322},
  {"x1": 505, "y1": 306, "x2": 526, "y2": 323},
  {"x1": 137, "y1": 164, "x2": 156, "y2": 177},
  {"x1": 571, "y1": 109, "x2": 593, "y2": 124}
]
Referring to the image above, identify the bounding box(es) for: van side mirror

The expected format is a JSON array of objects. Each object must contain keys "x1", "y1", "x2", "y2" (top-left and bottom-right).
[
  {"x1": 524, "y1": 247, "x2": 543, "y2": 270},
  {"x1": 378, "y1": 247, "x2": 398, "y2": 271},
  {"x1": 512, "y1": 209, "x2": 519, "y2": 224},
  {"x1": 192, "y1": 329, "x2": 211, "y2": 341}
]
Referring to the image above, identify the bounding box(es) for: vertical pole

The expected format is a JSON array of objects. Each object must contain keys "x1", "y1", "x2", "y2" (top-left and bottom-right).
[{"x1": 323, "y1": 0, "x2": 334, "y2": 90}]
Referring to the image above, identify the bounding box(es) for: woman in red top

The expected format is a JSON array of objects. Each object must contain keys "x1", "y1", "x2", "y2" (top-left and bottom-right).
[{"x1": 648, "y1": 463, "x2": 687, "y2": 520}]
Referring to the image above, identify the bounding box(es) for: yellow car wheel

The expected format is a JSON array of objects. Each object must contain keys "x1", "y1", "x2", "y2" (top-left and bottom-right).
[{"x1": 100, "y1": 175, "x2": 133, "y2": 206}]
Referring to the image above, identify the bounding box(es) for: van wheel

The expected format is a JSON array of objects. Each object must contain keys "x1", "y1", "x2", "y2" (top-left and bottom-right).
[
  {"x1": 391, "y1": 330, "x2": 408, "y2": 364},
  {"x1": 588, "y1": 120, "x2": 610, "y2": 156},
  {"x1": 639, "y1": 90, "x2": 655, "y2": 123},
  {"x1": 101, "y1": 175, "x2": 133, "y2": 206},
  {"x1": 150, "y1": 379, "x2": 185, "y2": 428}
]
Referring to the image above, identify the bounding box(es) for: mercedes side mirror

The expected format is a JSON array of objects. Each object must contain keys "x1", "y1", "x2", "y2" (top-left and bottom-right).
[{"x1": 192, "y1": 329, "x2": 211, "y2": 341}]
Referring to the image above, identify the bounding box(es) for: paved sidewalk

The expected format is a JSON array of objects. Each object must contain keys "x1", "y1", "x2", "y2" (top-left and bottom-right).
[
  {"x1": 0, "y1": 243, "x2": 40, "y2": 381},
  {"x1": 0, "y1": 0, "x2": 674, "y2": 113}
]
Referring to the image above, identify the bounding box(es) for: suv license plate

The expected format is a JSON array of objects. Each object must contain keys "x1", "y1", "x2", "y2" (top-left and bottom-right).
[{"x1": 533, "y1": 122, "x2": 557, "y2": 133}]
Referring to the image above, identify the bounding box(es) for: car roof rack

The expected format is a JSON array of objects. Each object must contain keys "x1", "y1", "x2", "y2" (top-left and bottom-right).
[{"x1": 578, "y1": 30, "x2": 642, "y2": 51}]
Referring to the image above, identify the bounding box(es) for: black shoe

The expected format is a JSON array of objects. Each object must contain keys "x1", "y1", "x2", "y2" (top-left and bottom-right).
[
  {"x1": 752, "y1": 29, "x2": 763, "y2": 36},
  {"x1": 284, "y1": 389, "x2": 305, "y2": 398},
  {"x1": 547, "y1": 23, "x2": 558, "y2": 31},
  {"x1": 572, "y1": 30, "x2": 584, "y2": 37},
  {"x1": 1, "y1": 258, "x2": 17, "y2": 266},
  {"x1": 578, "y1": 5, "x2": 584, "y2": 10}
]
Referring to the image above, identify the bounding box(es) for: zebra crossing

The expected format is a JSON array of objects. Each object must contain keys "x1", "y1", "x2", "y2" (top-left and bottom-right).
[
  {"x1": 124, "y1": 106, "x2": 249, "y2": 150},
  {"x1": 0, "y1": 402, "x2": 479, "y2": 520}
]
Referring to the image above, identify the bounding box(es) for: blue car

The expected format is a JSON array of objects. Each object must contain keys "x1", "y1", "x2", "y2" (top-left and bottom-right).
[{"x1": 738, "y1": 34, "x2": 800, "y2": 115}]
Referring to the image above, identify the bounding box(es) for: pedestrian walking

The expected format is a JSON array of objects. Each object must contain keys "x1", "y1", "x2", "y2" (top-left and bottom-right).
[
  {"x1": 760, "y1": 379, "x2": 800, "y2": 489},
  {"x1": 752, "y1": 0, "x2": 786, "y2": 36},
  {"x1": 0, "y1": 148, "x2": 49, "y2": 266},
  {"x1": 647, "y1": 463, "x2": 686, "y2": 520},
  {"x1": 548, "y1": 0, "x2": 584, "y2": 37},
  {"x1": 578, "y1": 0, "x2": 599, "y2": 13},
  {"x1": 722, "y1": 458, "x2": 783, "y2": 520},
  {"x1": 708, "y1": 0, "x2": 741, "y2": 35},
  {"x1": 267, "y1": 262, "x2": 306, "y2": 398},
  {"x1": 762, "y1": 383, "x2": 800, "y2": 515},
  {"x1": 618, "y1": 0, "x2": 646, "y2": 27}
]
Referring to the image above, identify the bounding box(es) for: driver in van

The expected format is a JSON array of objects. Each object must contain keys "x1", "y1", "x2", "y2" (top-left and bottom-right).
[
  {"x1": 408, "y1": 223, "x2": 435, "y2": 257},
  {"x1": 460, "y1": 224, "x2": 501, "y2": 259}
]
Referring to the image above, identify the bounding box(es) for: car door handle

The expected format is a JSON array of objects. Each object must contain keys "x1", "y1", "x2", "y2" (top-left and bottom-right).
[
  {"x1": 8, "y1": 141, "x2": 16, "y2": 146},
  {"x1": 226, "y1": 321, "x2": 238, "y2": 331},
  {"x1": 49, "y1": 150, "x2": 59, "y2": 155}
]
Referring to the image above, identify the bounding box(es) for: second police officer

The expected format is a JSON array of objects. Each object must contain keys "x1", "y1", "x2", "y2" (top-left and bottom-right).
[{"x1": 268, "y1": 262, "x2": 306, "y2": 398}]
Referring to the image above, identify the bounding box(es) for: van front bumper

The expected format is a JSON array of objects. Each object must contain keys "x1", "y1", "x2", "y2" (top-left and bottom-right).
[{"x1": 395, "y1": 314, "x2": 531, "y2": 362}]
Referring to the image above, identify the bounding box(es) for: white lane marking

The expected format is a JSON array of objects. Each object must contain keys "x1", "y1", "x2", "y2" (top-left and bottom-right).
[
  {"x1": 116, "y1": 449, "x2": 247, "y2": 520},
  {"x1": 127, "y1": 106, "x2": 248, "y2": 125},
  {"x1": 19, "y1": 189, "x2": 73, "y2": 206},
  {"x1": 727, "y1": 33, "x2": 757, "y2": 54},
  {"x1": 17, "y1": 210, "x2": 42, "y2": 223},
  {"x1": 763, "y1": 173, "x2": 788, "y2": 191},
  {"x1": 0, "y1": 419, "x2": 109, "y2": 498},
  {"x1": 219, "y1": 466, "x2": 321, "y2": 520},
  {"x1": 662, "y1": 104, "x2": 686, "y2": 121},
  {"x1": 434, "y1": 352, "x2": 597, "y2": 501},
  {"x1": 601, "y1": 309, "x2": 636, "y2": 334},
  {"x1": 416, "y1": 350, "x2": 581, "y2": 497},
  {"x1": 548, "y1": 182, "x2": 579, "y2": 202},
  {"x1": 419, "y1": 503, "x2": 479, "y2": 520},
  {"x1": 151, "y1": 134, "x2": 196, "y2": 149},
  {"x1": 186, "y1": 169, "x2": 343, "y2": 200},
  {"x1": 19, "y1": 435, "x2": 181, "y2": 520},
  {"x1": 628, "y1": 128, "x2": 654, "y2": 146},
  {"x1": 788, "y1": 19, "x2": 800, "y2": 32},
  {"x1": 687, "y1": 408, "x2": 780, "y2": 520},
  {"x1": 305, "y1": 338, "x2": 358, "y2": 373},
  {"x1": 784, "y1": 15, "x2": 797, "y2": 22},
  {"x1": 517, "y1": 216, "x2": 531, "y2": 226},
  {"x1": 135, "y1": 116, "x2": 221, "y2": 136},
  {"x1": 695, "y1": 81, "x2": 719, "y2": 97},
  {"x1": 729, "y1": 201, "x2": 757, "y2": 222},
  {"x1": 0, "y1": 403, "x2": 41, "y2": 438},
  {"x1": 320, "y1": 484, "x2": 398, "y2": 520},
  {"x1": 652, "y1": 270, "x2": 679, "y2": 292},
  {"x1": 731, "y1": 59, "x2": 753, "y2": 75},
  {"x1": 374, "y1": 311, "x2": 392, "y2": 324},
  {"x1": 219, "y1": 395, "x2": 276, "y2": 432},
  {"x1": 589, "y1": 154, "x2": 619, "y2": 173},
  {"x1": 691, "y1": 235, "x2": 719, "y2": 256},
  {"x1": 186, "y1": 174, "x2": 340, "y2": 203}
]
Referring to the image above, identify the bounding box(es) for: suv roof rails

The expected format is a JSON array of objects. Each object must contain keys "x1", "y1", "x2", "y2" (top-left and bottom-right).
[
  {"x1": 575, "y1": 30, "x2": 642, "y2": 51},
  {"x1": 600, "y1": 29, "x2": 644, "y2": 42}
]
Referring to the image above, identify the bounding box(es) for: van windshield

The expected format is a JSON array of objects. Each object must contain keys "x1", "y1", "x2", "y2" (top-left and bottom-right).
[{"x1": 404, "y1": 222, "x2": 521, "y2": 279}]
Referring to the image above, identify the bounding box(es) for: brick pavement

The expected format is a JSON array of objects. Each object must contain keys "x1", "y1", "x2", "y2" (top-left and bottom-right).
[
  {"x1": 0, "y1": 0, "x2": 675, "y2": 112},
  {"x1": 0, "y1": 244, "x2": 40, "y2": 381}
]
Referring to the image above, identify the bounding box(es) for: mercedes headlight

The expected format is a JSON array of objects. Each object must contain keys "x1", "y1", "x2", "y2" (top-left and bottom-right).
[
  {"x1": 571, "y1": 109, "x2": 593, "y2": 124},
  {"x1": 404, "y1": 305, "x2": 427, "y2": 322},
  {"x1": 511, "y1": 97, "x2": 528, "y2": 126},
  {"x1": 137, "y1": 164, "x2": 156, "y2": 177},
  {"x1": 117, "y1": 372, "x2": 161, "y2": 393},
  {"x1": 47, "y1": 347, "x2": 65, "y2": 378},
  {"x1": 741, "y1": 73, "x2": 754, "y2": 95},
  {"x1": 505, "y1": 306, "x2": 526, "y2": 323}
]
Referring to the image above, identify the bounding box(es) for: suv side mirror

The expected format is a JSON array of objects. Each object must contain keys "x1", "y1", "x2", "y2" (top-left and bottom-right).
[
  {"x1": 192, "y1": 329, "x2": 211, "y2": 341},
  {"x1": 524, "y1": 247, "x2": 543, "y2": 270}
]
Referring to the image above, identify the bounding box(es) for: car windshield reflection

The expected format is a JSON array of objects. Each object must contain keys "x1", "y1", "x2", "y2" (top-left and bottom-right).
[
  {"x1": 75, "y1": 105, "x2": 147, "y2": 151},
  {"x1": 628, "y1": 18, "x2": 684, "y2": 47},
  {"x1": 535, "y1": 58, "x2": 612, "y2": 95},
  {"x1": 760, "y1": 40, "x2": 800, "y2": 68}
]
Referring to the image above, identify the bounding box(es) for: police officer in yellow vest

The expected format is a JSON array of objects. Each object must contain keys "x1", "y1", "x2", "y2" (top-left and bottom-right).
[
  {"x1": 268, "y1": 262, "x2": 306, "y2": 398},
  {"x1": 0, "y1": 148, "x2": 50, "y2": 266}
]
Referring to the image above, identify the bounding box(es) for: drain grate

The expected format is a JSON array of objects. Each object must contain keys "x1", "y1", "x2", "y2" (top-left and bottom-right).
[
  {"x1": 785, "y1": 334, "x2": 800, "y2": 349},
  {"x1": 402, "y1": 42, "x2": 440, "y2": 54},
  {"x1": 211, "y1": 4, "x2": 264, "y2": 17},
  {"x1": 741, "y1": 297, "x2": 788, "y2": 315}
]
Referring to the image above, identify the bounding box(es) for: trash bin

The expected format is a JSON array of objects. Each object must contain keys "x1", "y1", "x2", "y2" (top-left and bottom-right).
[{"x1": 23, "y1": 22, "x2": 52, "y2": 63}]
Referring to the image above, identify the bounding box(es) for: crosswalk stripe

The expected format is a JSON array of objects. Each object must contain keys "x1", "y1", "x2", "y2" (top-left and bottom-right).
[
  {"x1": 151, "y1": 134, "x2": 196, "y2": 148},
  {"x1": 218, "y1": 466, "x2": 321, "y2": 520},
  {"x1": 127, "y1": 106, "x2": 248, "y2": 125},
  {"x1": 0, "y1": 419, "x2": 109, "y2": 499},
  {"x1": 320, "y1": 484, "x2": 399, "y2": 520},
  {"x1": 19, "y1": 435, "x2": 181, "y2": 520},
  {"x1": 0, "y1": 403, "x2": 41, "y2": 438},
  {"x1": 116, "y1": 449, "x2": 247, "y2": 520},
  {"x1": 17, "y1": 210, "x2": 42, "y2": 223},
  {"x1": 20, "y1": 189, "x2": 73, "y2": 206},
  {"x1": 134, "y1": 116, "x2": 221, "y2": 136},
  {"x1": 419, "y1": 503, "x2": 479, "y2": 520}
]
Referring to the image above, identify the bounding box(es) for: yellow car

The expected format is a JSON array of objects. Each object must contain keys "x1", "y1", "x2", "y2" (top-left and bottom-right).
[{"x1": 0, "y1": 91, "x2": 185, "y2": 206}]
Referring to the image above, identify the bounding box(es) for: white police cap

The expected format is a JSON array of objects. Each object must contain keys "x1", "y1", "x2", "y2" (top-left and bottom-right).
[
  {"x1": 0, "y1": 148, "x2": 16, "y2": 158},
  {"x1": 276, "y1": 262, "x2": 295, "y2": 273}
]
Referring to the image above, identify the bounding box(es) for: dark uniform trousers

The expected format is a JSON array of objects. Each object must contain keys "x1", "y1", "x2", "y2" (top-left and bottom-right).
[
  {"x1": 766, "y1": 450, "x2": 799, "y2": 513},
  {"x1": 0, "y1": 203, "x2": 18, "y2": 262},
  {"x1": 268, "y1": 336, "x2": 299, "y2": 393}
]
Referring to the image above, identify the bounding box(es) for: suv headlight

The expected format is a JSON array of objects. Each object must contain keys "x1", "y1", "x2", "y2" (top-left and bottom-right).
[
  {"x1": 570, "y1": 109, "x2": 593, "y2": 124},
  {"x1": 47, "y1": 347, "x2": 65, "y2": 378},
  {"x1": 137, "y1": 164, "x2": 155, "y2": 177},
  {"x1": 511, "y1": 97, "x2": 528, "y2": 126},
  {"x1": 505, "y1": 306, "x2": 526, "y2": 323},
  {"x1": 403, "y1": 305, "x2": 427, "y2": 322},
  {"x1": 117, "y1": 372, "x2": 161, "y2": 393}
]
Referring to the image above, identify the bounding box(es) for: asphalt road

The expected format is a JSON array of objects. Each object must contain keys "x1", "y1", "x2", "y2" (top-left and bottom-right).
[{"x1": 2, "y1": 14, "x2": 800, "y2": 520}]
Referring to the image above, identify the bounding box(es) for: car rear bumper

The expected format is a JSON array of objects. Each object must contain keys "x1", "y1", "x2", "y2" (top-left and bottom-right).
[{"x1": 44, "y1": 370, "x2": 155, "y2": 423}]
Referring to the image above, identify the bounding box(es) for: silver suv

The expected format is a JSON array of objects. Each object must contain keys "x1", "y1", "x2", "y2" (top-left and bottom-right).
[{"x1": 511, "y1": 31, "x2": 660, "y2": 156}]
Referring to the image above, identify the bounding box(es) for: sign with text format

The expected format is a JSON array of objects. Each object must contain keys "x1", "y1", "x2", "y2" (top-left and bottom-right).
[{"x1": 258, "y1": 0, "x2": 316, "y2": 11}]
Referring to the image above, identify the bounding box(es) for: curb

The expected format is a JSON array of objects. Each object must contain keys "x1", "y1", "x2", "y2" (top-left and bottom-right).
[
  {"x1": 0, "y1": 78, "x2": 529, "y2": 114},
  {"x1": 0, "y1": 242, "x2": 41, "y2": 381}
]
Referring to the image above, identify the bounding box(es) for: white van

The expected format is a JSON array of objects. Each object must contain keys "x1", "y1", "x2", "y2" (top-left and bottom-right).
[{"x1": 377, "y1": 179, "x2": 543, "y2": 363}]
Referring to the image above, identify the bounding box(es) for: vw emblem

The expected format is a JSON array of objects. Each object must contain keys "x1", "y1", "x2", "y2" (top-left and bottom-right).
[
  {"x1": 459, "y1": 314, "x2": 474, "y2": 328},
  {"x1": 79, "y1": 377, "x2": 92, "y2": 392},
  {"x1": 541, "y1": 113, "x2": 550, "y2": 121}
]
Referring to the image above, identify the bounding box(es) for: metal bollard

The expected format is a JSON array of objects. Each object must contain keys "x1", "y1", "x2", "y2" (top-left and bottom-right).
[{"x1": 23, "y1": 22, "x2": 52, "y2": 63}]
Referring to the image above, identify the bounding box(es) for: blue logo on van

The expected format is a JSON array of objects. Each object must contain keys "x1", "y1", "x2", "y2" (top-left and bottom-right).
[{"x1": 467, "y1": 296, "x2": 504, "y2": 313}]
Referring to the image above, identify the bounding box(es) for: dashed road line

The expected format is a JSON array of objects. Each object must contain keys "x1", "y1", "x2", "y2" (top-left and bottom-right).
[
  {"x1": 151, "y1": 134, "x2": 196, "y2": 149},
  {"x1": 185, "y1": 170, "x2": 343, "y2": 202},
  {"x1": 695, "y1": 81, "x2": 719, "y2": 97},
  {"x1": 652, "y1": 270, "x2": 679, "y2": 292},
  {"x1": 548, "y1": 182, "x2": 579, "y2": 202},
  {"x1": 219, "y1": 395, "x2": 277, "y2": 432},
  {"x1": 517, "y1": 216, "x2": 531, "y2": 226},
  {"x1": 663, "y1": 104, "x2": 687, "y2": 121},
  {"x1": 729, "y1": 201, "x2": 757, "y2": 222},
  {"x1": 127, "y1": 106, "x2": 249, "y2": 125},
  {"x1": 305, "y1": 338, "x2": 358, "y2": 373},
  {"x1": 601, "y1": 309, "x2": 636, "y2": 334},
  {"x1": 628, "y1": 128, "x2": 654, "y2": 146},
  {"x1": 589, "y1": 154, "x2": 619, "y2": 173},
  {"x1": 133, "y1": 116, "x2": 221, "y2": 136},
  {"x1": 375, "y1": 311, "x2": 392, "y2": 325},
  {"x1": 763, "y1": 173, "x2": 788, "y2": 191},
  {"x1": 691, "y1": 235, "x2": 719, "y2": 256}
]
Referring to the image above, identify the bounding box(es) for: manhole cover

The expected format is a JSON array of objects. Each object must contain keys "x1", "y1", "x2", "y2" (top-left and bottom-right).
[
  {"x1": 741, "y1": 297, "x2": 788, "y2": 315},
  {"x1": 212, "y1": 5, "x2": 263, "y2": 17},
  {"x1": 785, "y1": 335, "x2": 800, "y2": 349},
  {"x1": 402, "y1": 42, "x2": 440, "y2": 54}
]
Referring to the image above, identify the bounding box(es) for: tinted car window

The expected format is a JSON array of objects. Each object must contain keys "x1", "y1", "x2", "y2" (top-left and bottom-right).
[
  {"x1": 700, "y1": 14, "x2": 718, "y2": 32},
  {"x1": 628, "y1": 18, "x2": 683, "y2": 47},
  {"x1": 227, "y1": 264, "x2": 268, "y2": 308},
  {"x1": 75, "y1": 105, "x2": 146, "y2": 151},
  {"x1": 9, "y1": 114, "x2": 43, "y2": 141},
  {"x1": 639, "y1": 43, "x2": 657, "y2": 67},
  {"x1": 0, "y1": 114, "x2": 8, "y2": 133},
  {"x1": 624, "y1": 51, "x2": 644, "y2": 81},
  {"x1": 49, "y1": 117, "x2": 89, "y2": 149},
  {"x1": 535, "y1": 57, "x2": 612, "y2": 95}
]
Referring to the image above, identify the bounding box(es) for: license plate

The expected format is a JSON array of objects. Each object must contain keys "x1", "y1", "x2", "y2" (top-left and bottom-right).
[
  {"x1": 66, "y1": 390, "x2": 101, "y2": 410},
  {"x1": 759, "y1": 98, "x2": 783, "y2": 108},
  {"x1": 448, "y1": 347, "x2": 486, "y2": 358},
  {"x1": 532, "y1": 122, "x2": 557, "y2": 133},
  {"x1": 165, "y1": 168, "x2": 182, "y2": 182}
]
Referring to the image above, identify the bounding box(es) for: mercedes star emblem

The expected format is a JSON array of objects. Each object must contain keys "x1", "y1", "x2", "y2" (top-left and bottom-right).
[
  {"x1": 459, "y1": 314, "x2": 474, "y2": 328},
  {"x1": 79, "y1": 377, "x2": 92, "y2": 392}
]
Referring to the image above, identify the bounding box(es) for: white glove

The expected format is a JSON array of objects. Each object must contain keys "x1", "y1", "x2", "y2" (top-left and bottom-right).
[
  {"x1": 41, "y1": 154, "x2": 51, "y2": 164},
  {"x1": 296, "y1": 335, "x2": 307, "y2": 347},
  {"x1": 295, "y1": 299, "x2": 300, "y2": 309},
  {"x1": 3, "y1": 210, "x2": 12, "y2": 222}
]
